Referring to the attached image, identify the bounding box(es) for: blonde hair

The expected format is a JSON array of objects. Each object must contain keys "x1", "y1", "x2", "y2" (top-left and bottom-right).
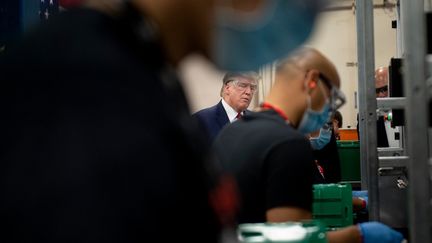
[{"x1": 220, "y1": 71, "x2": 261, "y2": 97}]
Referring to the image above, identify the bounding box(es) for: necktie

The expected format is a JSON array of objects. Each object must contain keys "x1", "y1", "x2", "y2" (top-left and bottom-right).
[{"x1": 236, "y1": 112, "x2": 242, "y2": 119}]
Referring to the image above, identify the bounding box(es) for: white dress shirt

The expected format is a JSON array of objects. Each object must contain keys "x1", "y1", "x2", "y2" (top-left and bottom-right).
[{"x1": 221, "y1": 99, "x2": 243, "y2": 123}]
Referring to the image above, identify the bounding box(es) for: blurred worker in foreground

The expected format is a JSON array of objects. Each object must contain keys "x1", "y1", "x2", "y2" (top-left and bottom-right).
[
  {"x1": 0, "y1": 0, "x2": 324, "y2": 242},
  {"x1": 194, "y1": 72, "x2": 260, "y2": 141},
  {"x1": 213, "y1": 47, "x2": 403, "y2": 243}
]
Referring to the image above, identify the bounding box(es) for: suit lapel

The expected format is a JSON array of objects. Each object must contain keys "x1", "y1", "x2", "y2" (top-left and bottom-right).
[{"x1": 216, "y1": 101, "x2": 230, "y2": 128}]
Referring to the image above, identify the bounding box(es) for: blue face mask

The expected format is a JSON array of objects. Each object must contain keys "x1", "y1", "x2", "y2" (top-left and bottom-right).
[
  {"x1": 213, "y1": 0, "x2": 321, "y2": 71},
  {"x1": 310, "y1": 127, "x2": 332, "y2": 150},
  {"x1": 298, "y1": 97, "x2": 331, "y2": 135}
]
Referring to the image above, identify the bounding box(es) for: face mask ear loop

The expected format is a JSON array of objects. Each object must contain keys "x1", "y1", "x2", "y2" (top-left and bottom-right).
[
  {"x1": 295, "y1": 94, "x2": 311, "y2": 129},
  {"x1": 298, "y1": 83, "x2": 309, "y2": 127},
  {"x1": 306, "y1": 95, "x2": 312, "y2": 110},
  {"x1": 317, "y1": 81, "x2": 331, "y2": 110},
  {"x1": 303, "y1": 77, "x2": 313, "y2": 110}
]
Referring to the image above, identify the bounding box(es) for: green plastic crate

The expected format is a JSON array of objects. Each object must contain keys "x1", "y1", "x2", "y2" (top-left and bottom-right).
[
  {"x1": 336, "y1": 141, "x2": 361, "y2": 181},
  {"x1": 312, "y1": 184, "x2": 353, "y2": 228},
  {"x1": 238, "y1": 221, "x2": 327, "y2": 243}
]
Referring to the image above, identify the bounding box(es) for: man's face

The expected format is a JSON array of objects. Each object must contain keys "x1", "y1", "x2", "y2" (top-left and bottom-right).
[
  {"x1": 375, "y1": 68, "x2": 389, "y2": 98},
  {"x1": 224, "y1": 77, "x2": 257, "y2": 112},
  {"x1": 332, "y1": 119, "x2": 340, "y2": 137}
]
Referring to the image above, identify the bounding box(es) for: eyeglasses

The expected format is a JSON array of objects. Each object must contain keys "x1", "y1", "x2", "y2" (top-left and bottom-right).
[
  {"x1": 229, "y1": 80, "x2": 258, "y2": 93},
  {"x1": 318, "y1": 73, "x2": 346, "y2": 111},
  {"x1": 375, "y1": 85, "x2": 388, "y2": 94}
]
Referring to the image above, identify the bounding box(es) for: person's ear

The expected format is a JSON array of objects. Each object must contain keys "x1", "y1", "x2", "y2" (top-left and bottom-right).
[
  {"x1": 304, "y1": 70, "x2": 320, "y2": 93},
  {"x1": 225, "y1": 83, "x2": 231, "y2": 91}
]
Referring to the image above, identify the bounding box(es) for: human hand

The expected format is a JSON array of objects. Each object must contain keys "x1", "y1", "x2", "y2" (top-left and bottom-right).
[
  {"x1": 352, "y1": 191, "x2": 368, "y2": 211},
  {"x1": 358, "y1": 222, "x2": 404, "y2": 243}
]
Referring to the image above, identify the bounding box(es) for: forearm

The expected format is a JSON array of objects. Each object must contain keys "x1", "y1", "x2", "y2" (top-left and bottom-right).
[
  {"x1": 266, "y1": 207, "x2": 312, "y2": 222},
  {"x1": 327, "y1": 225, "x2": 362, "y2": 243}
]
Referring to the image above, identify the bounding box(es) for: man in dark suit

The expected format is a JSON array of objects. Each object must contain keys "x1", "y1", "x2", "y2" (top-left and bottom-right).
[
  {"x1": 356, "y1": 67, "x2": 390, "y2": 147},
  {"x1": 194, "y1": 72, "x2": 260, "y2": 141},
  {"x1": 375, "y1": 67, "x2": 390, "y2": 147}
]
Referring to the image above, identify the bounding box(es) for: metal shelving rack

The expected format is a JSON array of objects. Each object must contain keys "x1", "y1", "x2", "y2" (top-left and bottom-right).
[
  {"x1": 356, "y1": 0, "x2": 432, "y2": 241},
  {"x1": 356, "y1": 0, "x2": 380, "y2": 221},
  {"x1": 401, "y1": 0, "x2": 432, "y2": 241}
]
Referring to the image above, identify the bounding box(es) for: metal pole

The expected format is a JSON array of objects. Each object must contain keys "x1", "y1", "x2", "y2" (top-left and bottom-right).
[
  {"x1": 355, "y1": 0, "x2": 379, "y2": 220},
  {"x1": 402, "y1": 0, "x2": 432, "y2": 241}
]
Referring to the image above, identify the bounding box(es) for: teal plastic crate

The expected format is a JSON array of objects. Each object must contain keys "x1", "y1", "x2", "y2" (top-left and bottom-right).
[
  {"x1": 312, "y1": 184, "x2": 353, "y2": 228},
  {"x1": 336, "y1": 141, "x2": 361, "y2": 181},
  {"x1": 238, "y1": 221, "x2": 327, "y2": 243}
]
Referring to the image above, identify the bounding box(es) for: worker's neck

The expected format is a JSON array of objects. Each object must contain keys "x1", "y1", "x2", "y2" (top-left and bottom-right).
[{"x1": 264, "y1": 97, "x2": 301, "y2": 126}]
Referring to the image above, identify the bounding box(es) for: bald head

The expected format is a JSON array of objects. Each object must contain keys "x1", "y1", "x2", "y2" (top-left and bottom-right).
[
  {"x1": 265, "y1": 47, "x2": 342, "y2": 129},
  {"x1": 375, "y1": 67, "x2": 389, "y2": 87},
  {"x1": 276, "y1": 47, "x2": 340, "y2": 88},
  {"x1": 375, "y1": 67, "x2": 389, "y2": 98}
]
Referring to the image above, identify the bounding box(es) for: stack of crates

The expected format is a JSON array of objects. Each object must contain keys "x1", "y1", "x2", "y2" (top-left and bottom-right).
[
  {"x1": 312, "y1": 184, "x2": 353, "y2": 229},
  {"x1": 238, "y1": 221, "x2": 328, "y2": 243}
]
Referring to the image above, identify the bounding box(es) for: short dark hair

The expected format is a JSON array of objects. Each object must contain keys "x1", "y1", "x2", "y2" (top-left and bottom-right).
[{"x1": 332, "y1": 110, "x2": 343, "y2": 128}]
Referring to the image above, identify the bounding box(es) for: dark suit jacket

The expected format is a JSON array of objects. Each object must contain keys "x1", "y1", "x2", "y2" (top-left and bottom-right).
[
  {"x1": 356, "y1": 114, "x2": 389, "y2": 147},
  {"x1": 377, "y1": 116, "x2": 389, "y2": 147},
  {"x1": 194, "y1": 101, "x2": 230, "y2": 142}
]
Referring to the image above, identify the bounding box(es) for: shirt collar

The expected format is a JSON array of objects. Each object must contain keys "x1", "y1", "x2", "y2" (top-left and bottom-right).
[{"x1": 221, "y1": 99, "x2": 243, "y2": 123}]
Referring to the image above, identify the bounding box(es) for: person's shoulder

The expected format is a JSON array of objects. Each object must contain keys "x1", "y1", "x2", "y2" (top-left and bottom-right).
[
  {"x1": 193, "y1": 103, "x2": 221, "y2": 117},
  {"x1": 226, "y1": 111, "x2": 307, "y2": 143},
  {"x1": 243, "y1": 111, "x2": 300, "y2": 135}
]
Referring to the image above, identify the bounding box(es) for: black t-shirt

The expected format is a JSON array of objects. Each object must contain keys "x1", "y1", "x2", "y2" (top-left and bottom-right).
[
  {"x1": 313, "y1": 130, "x2": 342, "y2": 183},
  {"x1": 213, "y1": 110, "x2": 315, "y2": 224},
  {"x1": 0, "y1": 5, "x2": 219, "y2": 243}
]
